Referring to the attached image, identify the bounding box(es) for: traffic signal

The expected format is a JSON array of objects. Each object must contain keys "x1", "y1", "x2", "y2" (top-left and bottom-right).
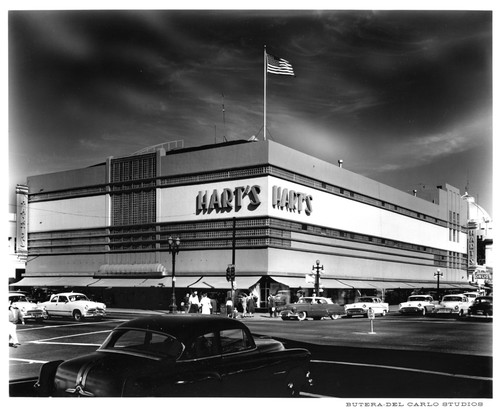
[{"x1": 226, "y1": 264, "x2": 235, "y2": 281}]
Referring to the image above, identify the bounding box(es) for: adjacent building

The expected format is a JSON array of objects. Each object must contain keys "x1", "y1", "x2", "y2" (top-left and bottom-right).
[{"x1": 11, "y1": 139, "x2": 490, "y2": 309}]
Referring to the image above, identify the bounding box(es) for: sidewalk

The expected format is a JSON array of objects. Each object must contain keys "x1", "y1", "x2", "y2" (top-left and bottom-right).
[{"x1": 107, "y1": 308, "x2": 278, "y2": 320}]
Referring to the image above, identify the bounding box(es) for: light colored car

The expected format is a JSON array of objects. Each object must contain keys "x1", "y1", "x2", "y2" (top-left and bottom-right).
[
  {"x1": 399, "y1": 295, "x2": 435, "y2": 316},
  {"x1": 280, "y1": 296, "x2": 345, "y2": 321},
  {"x1": 9, "y1": 292, "x2": 47, "y2": 322},
  {"x1": 344, "y1": 296, "x2": 389, "y2": 318},
  {"x1": 40, "y1": 292, "x2": 106, "y2": 321},
  {"x1": 432, "y1": 294, "x2": 470, "y2": 316}
]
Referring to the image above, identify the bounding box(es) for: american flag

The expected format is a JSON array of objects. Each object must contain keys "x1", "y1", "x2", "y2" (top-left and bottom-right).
[{"x1": 266, "y1": 54, "x2": 295, "y2": 76}]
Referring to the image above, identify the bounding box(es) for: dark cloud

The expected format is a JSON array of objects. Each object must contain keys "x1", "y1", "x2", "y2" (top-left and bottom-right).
[{"x1": 8, "y1": 9, "x2": 493, "y2": 215}]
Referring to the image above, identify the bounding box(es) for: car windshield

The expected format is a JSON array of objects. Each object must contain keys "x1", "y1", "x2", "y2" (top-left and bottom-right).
[
  {"x1": 68, "y1": 294, "x2": 90, "y2": 302},
  {"x1": 10, "y1": 295, "x2": 29, "y2": 303},
  {"x1": 443, "y1": 296, "x2": 463, "y2": 302},
  {"x1": 99, "y1": 328, "x2": 184, "y2": 360},
  {"x1": 408, "y1": 296, "x2": 430, "y2": 301},
  {"x1": 357, "y1": 297, "x2": 375, "y2": 302},
  {"x1": 475, "y1": 297, "x2": 492, "y2": 304}
]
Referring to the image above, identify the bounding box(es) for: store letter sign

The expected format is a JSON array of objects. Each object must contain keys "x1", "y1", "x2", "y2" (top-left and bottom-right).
[
  {"x1": 197, "y1": 185, "x2": 261, "y2": 214},
  {"x1": 272, "y1": 186, "x2": 312, "y2": 215}
]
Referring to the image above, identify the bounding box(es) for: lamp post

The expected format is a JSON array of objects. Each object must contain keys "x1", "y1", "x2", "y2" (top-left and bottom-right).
[
  {"x1": 312, "y1": 260, "x2": 323, "y2": 296},
  {"x1": 434, "y1": 268, "x2": 443, "y2": 301},
  {"x1": 168, "y1": 236, "x2": 180, "y2": 313}
]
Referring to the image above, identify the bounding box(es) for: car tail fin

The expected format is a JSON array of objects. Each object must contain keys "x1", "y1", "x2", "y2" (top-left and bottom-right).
[{"x1": 34, "y1": 360, "x2": 64, "y2": 396}]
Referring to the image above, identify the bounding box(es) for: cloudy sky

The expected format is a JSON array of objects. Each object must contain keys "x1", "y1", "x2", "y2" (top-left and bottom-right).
[{"x1": 7, "y1": 8, "x2": 493, "y2": 216}]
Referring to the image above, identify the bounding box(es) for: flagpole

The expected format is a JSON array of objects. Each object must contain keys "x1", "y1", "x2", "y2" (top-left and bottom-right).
[{"x1": 263, "y1": 45, "x2": 267, "y2": 141}]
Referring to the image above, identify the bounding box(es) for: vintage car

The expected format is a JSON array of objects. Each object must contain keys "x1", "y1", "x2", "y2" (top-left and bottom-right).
[
  {"x1": 34, "y1": 314, "x2": 313, "y2": 397},
  {"x1": 399, "y1": 294, "x2": 435, "y2": 316},
  {"x1": 40, "y1": 292, "x2": 106, "y2": 321},
  {"x1": 467, "y1": 296, "x2": 493, "y2": 319},
  {"x1": 344, "y1": 296, "x2": 389, "y2": 318},
  {"x1": 431, "y1": 294, "x2": 470, "y2": 316},
  {"x1": 280, "y1": 296, "x2": 345, "y2": 321},
  {"x1": 9, "y1": 292, "x2": 47, "y2": 322}
]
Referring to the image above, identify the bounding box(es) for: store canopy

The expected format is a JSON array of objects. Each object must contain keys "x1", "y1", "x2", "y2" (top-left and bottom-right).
[
  {"x1": 336, "y1": 279, "x2": 378, "y2": 289},
  {"x1": 10, "y1": 276, "x2": 98, "y2": 287},
  {"x1": 198, "y1": 276, "x2": 261, "y2": 290},
  {"x1": 97, "y1": 263, "x2": 167, "y2": 276},
  {"x1": 271, "y1": 276, "x2": 315, "y2": 289},
  {"x1": 323, "y1": 279, "x2": 353, "y2": 289},
  {"x1": 368, "y1": 281, "x2": 417, "y2": 289},
  {"x1": 89, "y1": 278, "x2": 149, "y2": 287},
  {"x1": 137, "y1": 276, "x2": 211, "y2": 288}
]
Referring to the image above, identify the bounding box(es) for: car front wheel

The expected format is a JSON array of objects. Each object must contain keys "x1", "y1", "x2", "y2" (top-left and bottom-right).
[
  {"x1": 330, "y1": 314, "x2": 341, "y2": 320},
  {"x1": 73, "y1": 310, "x2": 83, "y2": 321},
  {"x1": 297, "y1": 311, "x2": 307, "y2": 321}
]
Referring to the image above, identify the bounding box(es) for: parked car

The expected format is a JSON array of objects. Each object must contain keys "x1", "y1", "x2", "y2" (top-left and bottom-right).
[
  {"x1": 34, "y1": 315, "x2": 313, "y2": 397},
  {"x1": 280, "y1": 296, "x2": 344, "y2": 321},
  {"x1": 9, "y1": 292, "x2": 47, "y2": 322},
  {"x1": 431, "y1": 294, "x2": 470, "y2": 316},
  {"x1": 399, "y1": 295, "x2": 435, "y2": 316},
  {"x1": 40, "y1": 292, "x2": 106, "y2": 321},
  {"x1": 467, "y1": 296, "x2": 493, "y2": 319},
  {"x1": 344, "y1": 297, "x2": 389, "y2": 318}
]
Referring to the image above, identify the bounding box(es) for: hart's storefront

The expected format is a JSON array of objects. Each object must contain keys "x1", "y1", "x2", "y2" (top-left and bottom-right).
[{"x1": 12, "y1": 139, "x2": 475, "y2": 309}]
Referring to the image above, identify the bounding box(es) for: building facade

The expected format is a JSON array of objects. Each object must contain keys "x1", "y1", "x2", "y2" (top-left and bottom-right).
[{"x1": 12, "y1": 140, "x2": 480, "y2": 309}]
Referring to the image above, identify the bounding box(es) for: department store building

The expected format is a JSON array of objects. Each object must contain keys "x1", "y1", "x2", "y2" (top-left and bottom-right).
[{"x1": 12, "y1": 139, "x2": 480, "y2": 309}]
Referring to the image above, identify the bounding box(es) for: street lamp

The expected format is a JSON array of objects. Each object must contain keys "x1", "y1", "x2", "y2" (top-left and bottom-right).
[
  {"x1": 434, "y1": 268, "x2": 443, "y2": 301},
  {"x1": 312, "y1": 260, "x2": 323, "y2": 296},
  {"x1": 168, "y1": 236, "x2": 180, "y2": 313}
]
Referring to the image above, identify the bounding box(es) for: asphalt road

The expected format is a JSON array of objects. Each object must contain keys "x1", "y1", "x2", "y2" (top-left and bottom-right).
[{"x1": 9, "y1": 310, "x2": 493, "y2": 398}]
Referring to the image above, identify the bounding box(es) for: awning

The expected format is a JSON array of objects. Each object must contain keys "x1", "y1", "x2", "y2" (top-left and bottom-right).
[
  {"x1": 336, "y1": 279, "x2": 378, "y2": 289},
  {"x1": 368, "y1": 281, "x2": 417, "y2": 289},
  {"x1": 271, "y1": 276, "x2": 315, "y2": 289},
  {"x1": 97, "y1": 263, "x2": 167, "y2": 276},
  {"x1": 137, "y1": 276, "x2": 205, "y2": 288},
  {"x1": 9, "y1": 276, "x2": 98, "y2": 287},
  {"x1": 198, "y1": 276, "x2": 261, "y2": 290},
  {"x1": 89, "y1": 278, "x2": 149, "y2": 287},
  {"x1": 323, "y1": 279, "x2": 353, "y2": 289}
]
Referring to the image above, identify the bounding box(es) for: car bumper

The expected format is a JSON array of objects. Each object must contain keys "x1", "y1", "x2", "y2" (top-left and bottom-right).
[
  {"x1": 280, "y1": 310, "x2": 300, "y2": 319},
  {"x1": 22, "y1": 311, "x2": 48, "y2": 320},
  {"x1": 83, "y1": 310, "x2": 106, "y2": 318},
  {"x1": 434, "y1": 308, "x2": 458, "y2": 314},
  {"x1": 468, "y1": 310, "x2": 492, "y2": 318},
  {"x1": 399, "y1": 307, "x2": 424, "y2": 314},
  {"x1": 345, "y1": 309, "x2": 367, "y2": 316}
]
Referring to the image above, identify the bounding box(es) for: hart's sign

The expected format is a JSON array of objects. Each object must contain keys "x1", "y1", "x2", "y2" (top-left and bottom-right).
[
  {"x1": 197, "y1": 185, "x2": 261, "y2": 214},
  {"x1": 272, "y1": 186, "x2": 313, "y2": 215}
]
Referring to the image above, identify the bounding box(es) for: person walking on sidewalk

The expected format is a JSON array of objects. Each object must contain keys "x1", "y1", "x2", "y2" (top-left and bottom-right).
[
  {"x1": 188, "y1": 291, "x2": 200, "y2": 313},
  {"x1": 268, "y1": 294, "x2": 277, "y2": 318},
  {"x1": 8, "y1": 301, "x2": 22, "y2": 348}
]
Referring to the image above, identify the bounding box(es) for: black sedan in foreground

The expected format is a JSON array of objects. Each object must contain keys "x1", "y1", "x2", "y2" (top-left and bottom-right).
[
  {"x1": 34, "y1": 314, "x2": 313, "y2": 397},
  {"x1": 467, "y1": 296, "x2": 493, "y2": 319}
]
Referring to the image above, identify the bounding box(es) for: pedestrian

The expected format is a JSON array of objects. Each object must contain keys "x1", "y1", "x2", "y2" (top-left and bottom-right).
[
  {"x1": 200, "y1": 293, "x2": 212, "y2": 315},
  {"x1": 247, "y1": 295, "x2": 255, "y2": 317},
  {"x1": 225, "y1": 297, "x2": 233, "y2": 317},
  {"x1": 268, "y1": 294, "x2": 277, "y2": 317},
  {"x1": 181, "y1": 293, "x2": 190, "y2": 313},
  {"x1": 241, "y1": 294, "x2": 248, "y2": 317},
  {"x1": 210, "y1": 296, "x2": 217, "y2": 314},
  {"x1": 8, "y1": 301, "x2": 22, "y2": 348},
  {"x1": 188, "y1": 291, "x2": 200, "y2": 313}
]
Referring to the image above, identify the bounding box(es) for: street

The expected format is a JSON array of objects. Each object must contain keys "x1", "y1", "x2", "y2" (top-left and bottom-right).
[{"x1": 9, "y1": 310, "x2": 492, "y2": 398}]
